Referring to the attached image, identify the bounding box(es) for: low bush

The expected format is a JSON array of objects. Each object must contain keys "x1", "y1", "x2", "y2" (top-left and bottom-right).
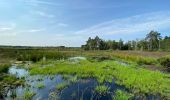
[
  {"x1": 0, "y1": 64, "x2": 10, "y2": 73},
  {"x1": 158, "y1": 55, "x2": 170, "y2": 71}
]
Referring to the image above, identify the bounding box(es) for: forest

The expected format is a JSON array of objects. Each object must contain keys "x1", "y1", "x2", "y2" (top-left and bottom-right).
[{"x1": 82, "y1": 30, "x2": 170, "y2": 51}]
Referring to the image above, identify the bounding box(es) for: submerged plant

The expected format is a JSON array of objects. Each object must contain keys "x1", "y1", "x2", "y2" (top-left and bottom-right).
[{"x1": 95, "y1": 85, "x2": 110, "y2": 95}]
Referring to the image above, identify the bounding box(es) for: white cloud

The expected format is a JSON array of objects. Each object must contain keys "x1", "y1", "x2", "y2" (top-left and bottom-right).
[
  {"x1": 57, "y1": 23, "x2": 68, "y2": 27},
  {"x1": 0, "y1": 23, "x2": 16, "y2": 31},
  {"x1": 24, "y1": 0, "x2": 62, "y2": 6},
  {"x1": 31, "y1": 10, "x2": 55, "y2": 18},
  {"x1": 27, "y1": 28, "x2": 45, "y2": 33},
  {"x1": 75, "y1": 11, "x2": 170, "y2": 36}
]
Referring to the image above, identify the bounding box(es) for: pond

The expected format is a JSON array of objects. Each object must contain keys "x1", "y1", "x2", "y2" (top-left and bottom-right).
[
  {"x1": 5, "y1": 57, "x2": 162, "y2": 100},
  {"x1": 6, "y1": 66, "x2": 126, "y2": 100}
]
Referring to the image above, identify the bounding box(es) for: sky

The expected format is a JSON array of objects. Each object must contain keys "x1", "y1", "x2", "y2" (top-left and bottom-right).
[{"x1": 0, "y1": 0, "x2": 170, "y2": 47}]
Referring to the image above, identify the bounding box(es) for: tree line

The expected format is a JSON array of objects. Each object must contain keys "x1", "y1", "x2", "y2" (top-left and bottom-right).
[{"x1": 81, "y1": 30, "x2": 170, "y2": 51}]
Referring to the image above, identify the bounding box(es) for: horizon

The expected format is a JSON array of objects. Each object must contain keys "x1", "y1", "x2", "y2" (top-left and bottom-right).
[{"x1": 0, "y1": 0, "x2": 170, "y2": 47}]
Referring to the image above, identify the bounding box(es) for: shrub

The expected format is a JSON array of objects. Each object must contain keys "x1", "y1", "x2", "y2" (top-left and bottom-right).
[
  {"x1": 158, "y1": 55, "x2": 170, "y2": 71},
  {"x1": 0, "y1": 64, "x2": 10, "y2": 73}
]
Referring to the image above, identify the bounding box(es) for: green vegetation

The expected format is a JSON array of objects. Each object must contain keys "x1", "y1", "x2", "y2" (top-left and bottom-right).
[
  {"x1": 0, "y1": 64, "x2": 10, "y2": 73},
  {"x1": 0, "y1": 63, "x2": 24, "y2": 98},
  {"x1": 95, "y1": 85, "x2": 110, "y2": 95},
  {"x1": 82, "y1": 31, "x2": 170, "y2": 51},
  {"x1": 56, "y1": 82, "x2": 69, "y2": 91},
  {"x1": 69, "y1": 76, "x2": 78, "y2": 83},
  {"x1": 29, "y1": 59, "x2": 170, "y2": 98},
  {"x1": 0, "y1": 45, "x2": 170, "y2": 99},
  {"x1": 24, "y1": 91, "x2": 36, "y2": 100},
  {"x1": 158, "y1": 55, "x2": 170, "y2": 71},
  {"x1": 112, "y1": 90, "x2": 132, "y2": 100},
  {"x1": 111, "y1": 53, "x2": 157, "y2": 65},
  {"x1": 36, "y1": 83, "x2": 45, "y2": 89}
]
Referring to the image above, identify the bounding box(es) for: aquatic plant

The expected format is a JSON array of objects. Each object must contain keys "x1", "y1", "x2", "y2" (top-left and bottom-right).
[
  {"x1": 95, "y1": 85, "x2": 110, "y2": 95},
  {"x1": 24, "y1": 91, "x2": 36, "y2": 100},
  {"x1": 56, "y1": 82, "x2": 69, "y2": 91},
  {"x1": 69, "y1": 76, "x2": 78, "y2": 83},
  {"x1": 36, "y1": 83, "x2": 45, "y2": 89},
  {"x1": 0, "y1": 64, "x2": 10, "y2": 73},
  {"x1": 37, "y1": 77, "x2": 43, "y2": 81},
  {"x1": 48, "y1": 92, "x2": 60, "y2": 100},
  {"x1": 112, "y1": 90, "x2": 132, "y2": 100},
  {"x1": 30, "y1": 59, "x2": 170, "y2": 98},
  {"x1": 62, "y1": 74, "x2": 71, "y2": 80}
]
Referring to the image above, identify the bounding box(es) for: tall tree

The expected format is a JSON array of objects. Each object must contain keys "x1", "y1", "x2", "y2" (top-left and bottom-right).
[
  {"x1": 145, "y1": 31, "x2": 161, "y2": 51},
  {"x1": 118, "y1": 39, "x2": 123, "y2": 50}
]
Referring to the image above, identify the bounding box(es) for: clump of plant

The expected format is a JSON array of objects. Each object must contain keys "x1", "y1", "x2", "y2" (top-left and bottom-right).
[
  {"x1": 36, "y1": 83, "x2": 45, "y2": 89},
  {"x1": 0, "y1": 64, "x2": 10, "y2": 73},
  {"x1": 24, "y1": 91, "x2": 36, "y2": 100},
  {"x1": 56, "y1": 82, "x2": 69, "y2": 91},
  {"x1": 158, "y1": 55, "x2": 170, "y2": 71},
  {"x1": 62, "y1": 74, "x2": 71, "y2": 80},
  {"x1": 95, "y1": 85, "x2": 110, "y2": 95},
  {"x1": 48, "y1": 92, "x2": 59, "y2": 100},
  {"x1": 69, "y1": 76, "x2": 78, "y2": 83},
  {"x1": 112, "y1": 90, "x2": 132, "y2": 100},
  {"x1": 89, "y1": 56, "x2": 112, "y2": 62}
]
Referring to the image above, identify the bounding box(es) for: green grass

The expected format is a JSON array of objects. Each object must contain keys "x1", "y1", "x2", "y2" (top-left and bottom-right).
[
  {"x1": 69, "y1": 76, "x2": 78, "y2": 83},
  {"x1": 56, "y1": 82, "x2": 69, "y2": 91},
  {"x1": 36, "y1": 83, "x2": 45, "y2": 89},
  {"x1": 29, "y1": 59, "x2": 170, "y2": 98},
  {"x1": 112, "y1": 90, "x2": 132, "y2": 100},
  {"x1": 111, "y1": 53, "x2": 157, "y2": 65},
  {"x1": 0, "y1": 64, "x2": 10, "y2": 73},
  {"x1": 95, "y1": 85, "x2": 110, "y2": 95},
  {"x1": 24, "y1": 91, "x2": 36, "y2": 100}
]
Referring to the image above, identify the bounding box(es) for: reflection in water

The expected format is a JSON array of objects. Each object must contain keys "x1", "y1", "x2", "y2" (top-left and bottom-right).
[
  {"x1": 7, "y1": 65, "x2": 161, "y2": 100},
  {"x1": 8, "y1": 66, "x2": 29, "y2": 78}
]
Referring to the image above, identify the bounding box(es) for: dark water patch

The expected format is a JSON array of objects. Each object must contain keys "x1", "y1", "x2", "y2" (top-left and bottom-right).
[
  {"x1": 6, "y1": 66, "x2": 162, "y2": 100},
  {"x1": 59, "y1": 79, "x2": 125, "y2": 100}
]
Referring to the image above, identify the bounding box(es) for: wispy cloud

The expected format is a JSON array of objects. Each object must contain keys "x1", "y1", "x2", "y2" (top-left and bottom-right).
[
  {"x1": 75, "y1": 11, "x2": 170, "y2": 36},
  {"x1": 27, "y1": 28, "x2": 45, "y2": 33},
  {"x1": 0, "y1": 23, "x2": 16, "y2": 31},
  {"x1": 25, "y1": 0, "x2": 62, "y2": 6},
  {"x1": 57, "y1": 23, "x2": 68, "y2": 27},
  {"x1": 31, "y1": 10, "x2": 55, "y2": 18}
]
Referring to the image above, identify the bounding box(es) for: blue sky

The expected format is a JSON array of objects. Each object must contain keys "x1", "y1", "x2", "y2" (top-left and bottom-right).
[{"x1": 0, "y1": 0, "x2": 170, "y2": 47}]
